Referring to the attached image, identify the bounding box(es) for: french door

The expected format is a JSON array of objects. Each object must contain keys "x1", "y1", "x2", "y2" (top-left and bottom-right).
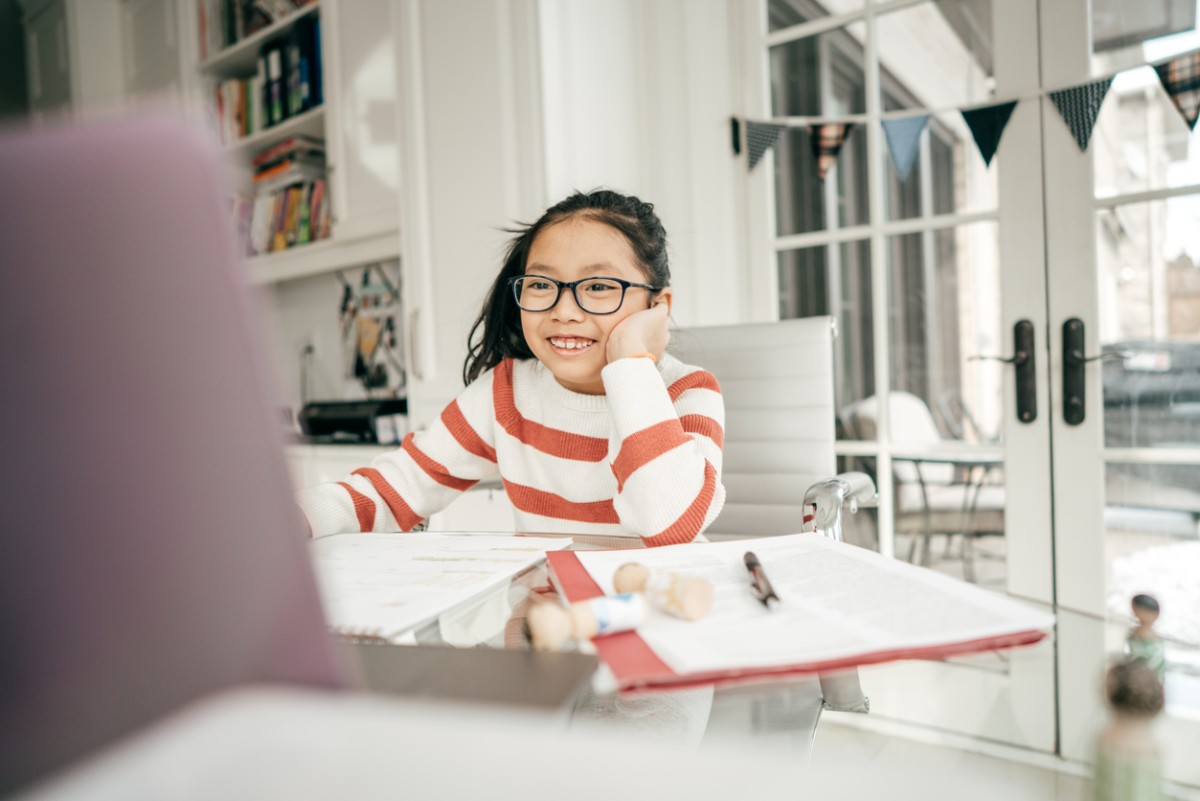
[{"x1": 742, "y1": 0, "x2": 1199, "y2": 786}]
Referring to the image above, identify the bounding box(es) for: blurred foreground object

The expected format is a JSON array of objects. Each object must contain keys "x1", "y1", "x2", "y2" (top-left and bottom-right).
[
  {"x1": 1092, "y1": 658, "x2": 1165, "y2": 801},
  {"x1": 0, "y1": 111, "x2": 342, "y2": 795}
]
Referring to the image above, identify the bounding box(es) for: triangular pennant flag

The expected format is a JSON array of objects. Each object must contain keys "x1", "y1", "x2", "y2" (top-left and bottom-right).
[
  {"x1": 882, "y1": 115, "x2": 930, "y2": 181},
  {"x1": 1154, "y1": 51, "x2": 1200, "y2": 130},
  {"x1": 808, "y1": 123, "x2": 854, "y2": 181},
  {"x1": 746, "y1": 121, "x2": 788, "y2": 171},
  {"x1": 1049, "y1": 78, "x2": 1113, "y2": 151},
  {"x1": 960, "y1": 101, "x2": 1017, "y2": 167}
]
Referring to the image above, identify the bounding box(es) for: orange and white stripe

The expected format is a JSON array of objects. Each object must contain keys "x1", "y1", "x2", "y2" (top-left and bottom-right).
[{"x1": 296, "y1": 353, "x2": 725, "y2": 546}]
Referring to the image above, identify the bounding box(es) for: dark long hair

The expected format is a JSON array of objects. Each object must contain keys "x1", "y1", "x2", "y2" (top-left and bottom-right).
[{"x1": 462, "y1": 189, "x2": 671, "y2": 385}]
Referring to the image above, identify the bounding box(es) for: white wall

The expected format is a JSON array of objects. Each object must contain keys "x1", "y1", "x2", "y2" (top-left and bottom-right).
[
  {"x1": 538, "y1": 0, "x2": 748, "y2": 328},
  {"x1": 247, "y1": 0, "x2": 754, "y2": 423}
]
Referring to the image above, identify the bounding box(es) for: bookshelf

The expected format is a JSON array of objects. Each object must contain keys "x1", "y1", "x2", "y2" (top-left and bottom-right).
[
  {"x1": 188, "y1": 0, "x2": 403, "y2": 284},
  {"x1": 196, "y1": 1, "x2": 319, "y2": 75}
]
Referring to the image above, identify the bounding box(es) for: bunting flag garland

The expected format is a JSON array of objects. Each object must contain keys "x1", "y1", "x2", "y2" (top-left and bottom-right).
[
  {"x1": 1049, "y1": 78, "x2": 1113, "y2": 152},
  {"x1": 960, "y1": 100, "x2": 1018, "y2": 167},
  {"x1": 739, "y1": 46, "x2": 1199, "y2": 176},
  {"x1": 1154, "y1": 51, "x2": 1200, "y2": 130},
  {"x1": 746, "y1": 121, "x2": 788, "y2": 171},
  {"x1": 881, "y1": 114, "x2": 930, "y2": 181},
  {"x1": 809, "y1": 123, "x2": 854, "y2": 181}
]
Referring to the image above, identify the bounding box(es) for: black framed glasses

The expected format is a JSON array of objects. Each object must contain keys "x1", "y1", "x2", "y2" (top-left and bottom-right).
[{"x1": 508, "y1": 275, "x2": 661, "y2": 315}]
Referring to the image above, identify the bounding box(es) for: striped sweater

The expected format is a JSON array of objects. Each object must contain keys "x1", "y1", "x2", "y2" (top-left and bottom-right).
[{"x1": 298, "y1": 353, "x2": 726, "y2": 546}]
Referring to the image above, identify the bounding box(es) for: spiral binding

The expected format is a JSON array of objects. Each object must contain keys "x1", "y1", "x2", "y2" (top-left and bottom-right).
[{"x1": 329, "y1": 626, "x2": 390, "y2": 645}]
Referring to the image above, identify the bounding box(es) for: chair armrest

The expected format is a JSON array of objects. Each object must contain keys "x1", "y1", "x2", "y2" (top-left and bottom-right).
[{"x1": 802, "y1": 472, "x2": 879, "y2": 541}]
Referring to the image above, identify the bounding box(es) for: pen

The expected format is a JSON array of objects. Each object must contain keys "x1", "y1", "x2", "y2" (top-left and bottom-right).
[{"x1": 743, "y1": 551, "x2": 780, "y2": 609}]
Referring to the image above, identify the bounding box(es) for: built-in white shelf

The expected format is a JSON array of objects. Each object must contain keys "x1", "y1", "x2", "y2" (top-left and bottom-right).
[
  {"x1": 223, "y1": 105, "x2": 326, "y2": 163},
  {"x1": 245, "y1": 228, "x2": 401, "y2": 285}
]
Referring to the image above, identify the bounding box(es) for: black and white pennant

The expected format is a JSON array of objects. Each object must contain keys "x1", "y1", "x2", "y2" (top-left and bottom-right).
[
  {"x1": 1049, "y1": 78, "x2": 1113, "y2": 152},
  {"x1": 746, "y1": 122, "x2": 788, "y2": 171}
]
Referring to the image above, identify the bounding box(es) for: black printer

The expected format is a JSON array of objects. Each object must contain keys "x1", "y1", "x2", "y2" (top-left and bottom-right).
[{"x1": 298, "y1": 399, "x2": 408, "y2": 443}]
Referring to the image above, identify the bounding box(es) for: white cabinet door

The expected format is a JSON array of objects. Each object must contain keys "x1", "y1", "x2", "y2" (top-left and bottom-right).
[{"x1": 321, "y1": 0, "x2": 401, "y2": 243}]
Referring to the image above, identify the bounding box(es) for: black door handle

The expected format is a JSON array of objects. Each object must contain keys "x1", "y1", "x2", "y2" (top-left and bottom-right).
[
  {"x1": 1062, "y1": 318, "x2": 1087, "y2": 425},
  {"x1": 968, "y1": 319, "x2": 1037, "y2": 424},
  {"x1": 1062, "y1": 318, "x2": 1127, "y2": 425}
]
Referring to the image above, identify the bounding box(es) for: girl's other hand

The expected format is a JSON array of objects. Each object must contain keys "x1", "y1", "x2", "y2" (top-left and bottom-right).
[{"x1": 606, "y1": 300, "x2": 670, "y2": 364}]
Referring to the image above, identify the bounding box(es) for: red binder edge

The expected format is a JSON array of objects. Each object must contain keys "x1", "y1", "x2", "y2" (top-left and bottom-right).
[{"x1": 545, "y1": 550, "x2": 1048, "y2": 694}]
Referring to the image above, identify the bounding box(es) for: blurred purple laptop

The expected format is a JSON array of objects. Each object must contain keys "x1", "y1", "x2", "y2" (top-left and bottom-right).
[{"x1": 0, "y1": 113, "x2": 343, "y2": 794}]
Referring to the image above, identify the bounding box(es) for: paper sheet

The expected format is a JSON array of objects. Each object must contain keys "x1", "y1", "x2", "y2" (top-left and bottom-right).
[
  {"x1": 310, "y1": 533, "x2": 570, "y2": 641},
  {"x1": 571, "y1": 534, "x2": 1054, "y2": 675}
]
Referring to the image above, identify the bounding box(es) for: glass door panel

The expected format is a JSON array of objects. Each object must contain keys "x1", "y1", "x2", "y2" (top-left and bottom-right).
[
  {"x1": 882, "y1": 222, "x2": 1006, "y2": 587},
  {"x1": 773, "y1": 125, "x2": 870, "y2": 235},
  {"x1": 1040, "y1": 0, "x2": 1200, "y2": 787},
  {"x1": 1094, "y1": 189, "x2": 1200, "y2": 769},
  {"x1": 755, "y1": 0, "x2": 1055, "y2": 750},
  {"x1": 777, "y1": 240, "x2": 875, "y2": 414}
]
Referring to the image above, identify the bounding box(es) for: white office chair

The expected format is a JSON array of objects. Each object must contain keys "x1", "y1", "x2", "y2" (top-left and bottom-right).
[{"x1": 669, "y1": 317, "x2": 871, "y2": 759}]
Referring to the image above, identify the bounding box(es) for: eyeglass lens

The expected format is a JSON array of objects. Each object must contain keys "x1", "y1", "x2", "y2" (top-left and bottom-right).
[{"x1": 512, "y1": 277, "x2": 628, "y2": 314}]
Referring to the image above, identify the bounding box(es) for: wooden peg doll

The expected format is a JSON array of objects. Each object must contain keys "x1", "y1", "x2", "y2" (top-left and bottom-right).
[
  {"x1": 1092, "y1": 657, "x2": 1164, "y2": 801},
  {"x1": 1127, "y1": 594, "x2": 1166, "y2": 680}
]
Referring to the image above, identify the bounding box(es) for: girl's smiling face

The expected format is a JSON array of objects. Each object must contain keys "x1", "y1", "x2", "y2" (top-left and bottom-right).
[{"x1": 519, "y1": 216, "x2": 661, "y2": 394}]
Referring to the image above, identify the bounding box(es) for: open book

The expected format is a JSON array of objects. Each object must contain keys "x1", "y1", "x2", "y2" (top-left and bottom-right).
[
  {"x1": 547, "y1": 533, "x2": 1054, "y2": 692},
  {"x1": 311, "y1": 533, "x2": 571, "y2": 642}
]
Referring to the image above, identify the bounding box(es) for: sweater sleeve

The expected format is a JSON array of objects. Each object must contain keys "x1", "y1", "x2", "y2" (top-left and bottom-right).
[
  {"x1": 601, "y1": 357, "x2": 726, "y2": 546},
  {"x1": 296, "y1": 371, "x2": 500, "y2": 537}
]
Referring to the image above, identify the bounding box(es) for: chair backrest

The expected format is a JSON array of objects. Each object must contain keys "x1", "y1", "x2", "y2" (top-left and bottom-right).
[
  {"x1": 843, "y1": 392, "x2": 952, "y2": 483},
  {"x1": 669, "y1": 317, "x2": 837, "y2": 539},
  {"x1": 0, "y1": 113, "x2": 344, "y2": 795}
]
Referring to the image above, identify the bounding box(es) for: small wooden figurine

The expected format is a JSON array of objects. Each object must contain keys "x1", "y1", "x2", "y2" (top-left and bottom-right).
[
  {"x1": 612, "y1": 563, "x2": 714, "y2": 621},
  {"x1": 526, "y1": 593, "x2": 648, "y2": 652},
  {"x1": 1092, "y1": 657, "x2": 1164, "y2": 801},
  {"x1": 1127, "y1": 594, "x2": 1166, "y2": 680}
]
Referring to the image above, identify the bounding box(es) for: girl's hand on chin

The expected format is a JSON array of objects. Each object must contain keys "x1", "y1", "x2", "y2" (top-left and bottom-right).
[{"x1": 606, "y1": 301, "x2": 670, "y2": 364}]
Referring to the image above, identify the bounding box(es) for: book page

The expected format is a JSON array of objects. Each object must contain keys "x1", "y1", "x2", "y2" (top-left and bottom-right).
[
  {"x1": 572, "y1": 534, "x2": 1054, "y2": 675},
  {"x1": 311, "y1": 533, "x2": 570, "y2": 641}
]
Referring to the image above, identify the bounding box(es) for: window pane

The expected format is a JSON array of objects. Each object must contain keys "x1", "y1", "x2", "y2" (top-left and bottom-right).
[
  {"x1": 1104, "y1": 462, "x2": 1200, "y2": 693},
  {"x1": 876, "y1": 0, "x2": 996, "y2": 113},
  {"x1": 774, "y1": 124, "x2": 869, "y2": 235},
  {"x1": 777, "y1": 239, "x2": 875, "y2": 420},
  {"x1": 768, "y1": 0, "x2": 864, "y2": 33},
  {"x1": 1093, "y1": 66, "x2": 1200, "y2": 200},
  {"x1": 882, "y1": 113, "x2": 998, "y2": 221},
  {"x1": 884, "y1": 222, "x2": 1003, "y2": 444},
  {"x1": 1091, "y1": 0, "x2": 1200, "y2": 77},
  {"x1": 769, "y1": 23, "x2": 867, "y2": 117}
]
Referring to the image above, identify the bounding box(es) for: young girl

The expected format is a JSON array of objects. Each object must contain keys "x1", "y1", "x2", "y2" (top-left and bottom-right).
[{"x1": 298, "y1": 189, "x2": 726, "y2": 545}]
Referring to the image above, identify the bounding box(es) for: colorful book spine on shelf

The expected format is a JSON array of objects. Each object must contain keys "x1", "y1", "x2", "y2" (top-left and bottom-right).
[
  {"x1": 283, "y1": 15, "x2": 321, "y2": 118},
  {"x1": 213, "y1": 75, "x2": 264, "y2": 144},
  {"x1": 242, "y1": 178, "x2": 329, "y2": 257},
  {"x1": 266, "y1": 45, "x2": 285, "y2": 127},
  {"x1": 251, "y1": 135, "x2": 325, "y2": 168},
  {"x1": 200, "y1": 0, "x2": 318, "y2": 56}
]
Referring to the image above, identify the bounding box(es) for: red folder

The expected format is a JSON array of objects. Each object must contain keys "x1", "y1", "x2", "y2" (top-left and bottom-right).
[{"x1": 547, "y1": 549, "x2": 1048, "y2": 693}]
